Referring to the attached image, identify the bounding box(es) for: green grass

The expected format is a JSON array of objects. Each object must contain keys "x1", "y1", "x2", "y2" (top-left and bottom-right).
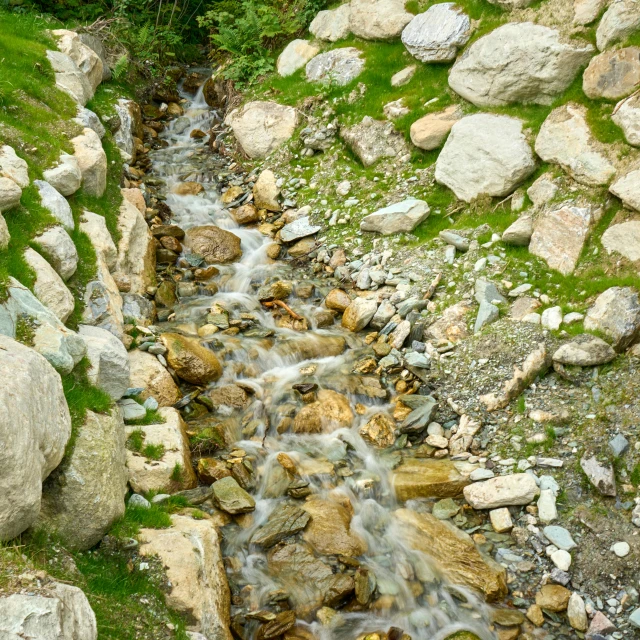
[
  {"x1": 110, "y1": 503, "x2": 173, "y2": 538},
  {"x1": 631, "y1": 463, "x2": 640, "y2": 487},
  {"x1": 61, "y1": 358, "x2": 113, "y2": 459},
  {"x1": 126, "y1": 407, "x2": 166, "y2": 426}
]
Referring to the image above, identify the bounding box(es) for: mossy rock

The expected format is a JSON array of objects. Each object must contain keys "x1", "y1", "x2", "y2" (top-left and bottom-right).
[{"x1": 445, "y1": 632, "x2": 481, "y2": 640}]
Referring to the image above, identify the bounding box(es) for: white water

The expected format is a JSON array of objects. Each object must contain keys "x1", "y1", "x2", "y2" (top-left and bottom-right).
[{"x1": 148, "y1": 81, "x2": 495, "y2": 640}]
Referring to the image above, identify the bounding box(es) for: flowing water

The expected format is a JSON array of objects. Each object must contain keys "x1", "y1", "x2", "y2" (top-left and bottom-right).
[{"x1": 148, "y1": 83, "x2": 495, "y2": 640}]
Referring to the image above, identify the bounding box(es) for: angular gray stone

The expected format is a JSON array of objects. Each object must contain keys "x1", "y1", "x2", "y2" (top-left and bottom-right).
[
  {"x1": 250, "y1": 504, "x2": 310, "y2": 548},
  {"x1": 74, "y1": 106, "x2": 106, "y2": 139},
  {"x1": 535, "y1": 103, "x2": 616, "y2": 186},
  {"x1": 610, "y1": 168, "x2": 640, "y2": 211},
  {"x1": 474, "y1": 300, "x2": 499, "y2": 333},
  {"x1": 581, "y1": 455, "x2": 616, "y2": 496},
  {"x1": 543, "y1": 525, "x2": 577, "y2": 550},
  {"x1": 38, "y1": 408, "x2": 127, "y2": 550},
  {"x1": 341, "y1": 116, "x2": 409, "y2": 167},
  {"x1": 475, "y1": 278, "x2": 506, "y2": 305},
  {"x1": 435, "y1": 113, "x2": 536, "y2": 202},
  {"x1": 401, "y1": 3, "x2": 471, "y2": 62},
  {"x1": 552, "y1": 334, "x2": 617, "y2": 366},
  {"x1": 584, "y1": 286, "x2": 640, "y2": 350},
  {"x1": 449, "y1": 23, "x2": 593, "y2": 107},
  {"x1": 119, "y1": 398, "x2": 146, "y2": 422},
  {"x1": 609, "y1": 433, "x2": 630, "y2": 457},
  {"x1": 33, "y1": 225, "x2": 78, "y2": 281},
  {"x1": 34, "y1": 180, "x2": 74, "y2": 231},
  {"x1": 597, "y1": 0, "x2": 640, "y2": 50},
  {"x1": 46, "y1": 49, "x2": 93, "y2": 105},
  {"x1": 306, "y1": 47, "x2": 365, "y2": 86},
  {"x1": 310, "y1": 4, "x2": 351, "y2": 41},
  {"x1": 349, "y1": 0, "x2": 413, "y2": 40},
  {"x1": 212, "y1": 476, "x2": 256, "y2": 514},
  {"x1": 440, "y1": 230, "x2": 470, "y2": 251},
  {"x1": 502, "y1": 215, "x2": 533, "y2": 246},
  {"x1": 280, "y1": 216, "x2": 321, "y2": 243},
  {"x1": 360, "y1": 198, "x2": 430, "y2": 234}
]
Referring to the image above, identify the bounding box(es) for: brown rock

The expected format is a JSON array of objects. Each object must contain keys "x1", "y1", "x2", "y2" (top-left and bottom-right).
[
  {"x1": 293, "y1": 389, "x2": 353, "y2": 434},
  {"x1": 526, "y1": 604, "x2": 545, "y2": 626},
  {"x1": 302, "y1": 496, "x2": 367, "y2": 557},
  {"x1": 221, "y1": 186, "x2": 243, "y2": 204},
  {"x1": 190, "y1": 129, "x2": 207, "y2": 139},
  {"x1": 359, "y1": 412, "x2": 396, "y2": 448},
  {"x1": 231, "y1": 203, "x2": 260, "y2": 225},
  {"x1": 160, "y1": 236, "x2": 182, "y2": 253},
  {"x1": 209, "y1": 384, "x2": 250, "y2": 409},
  {"x1": 172, "y1": 181, "x2": 204, "y2": 196},
  {"x1": 410, "y1": 105, "x2": 462, "y2": 151},
  {"x1": 535, "y1": 585, "x2": 571, "y2": 612},
  {"x1": 197, "y1": 458, "x2": 232, "y2": 484},
  {"x1": 583, "y1": 47, "x2": 640, "y2": 100},
  {"x1": 128, "y1": 350, "x2": 180, "y2": 407},
  {"x1": 184, "y1": 225, "x2": 242, "y2": 264},
  {"x1": 167, "y1": 102, "x2": 184, "y2": 116},
  {"x1": 325, "y1": 288, "x2": 352, "y2": 312},
  {"x1": 266, "y1": 243, "x2": 281, "y2": 260},
  {"x1": 393, "y1": 459, "x2": 470, "y2": 501},
  {"x1": 288, "y1": 237, "x2": 317, "y2": 257},
  {"x1": 395, "y1": 508, "x2": 507, "y2": 601},
  {"x1": 161, "y1": 332, "x2": 223, "y2": 385},
  {"x1": 425, "y1": 301, "x2": 472, "y2": 343}
]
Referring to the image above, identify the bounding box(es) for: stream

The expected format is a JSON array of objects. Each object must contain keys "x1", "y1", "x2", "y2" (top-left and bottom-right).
[{"x1": 147, "y1": 81, "x2": 495, "y2": 640}]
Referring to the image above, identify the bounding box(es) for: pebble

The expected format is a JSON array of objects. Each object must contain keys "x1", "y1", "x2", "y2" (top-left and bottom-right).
[
  {"x1": 611, "y1": 541, "x2": 630, "y2": 557},
  {"x1": 550, "y1": 548, "x2": 572, "y2": 571},
  {"x1": 609, "y1": 434, "x2": 629, "y2": 457},
  {"x1": 470, "y1": 468, "x2": 495, "y2": 481},
  {"x1": 490, "y1": 507, "x2": 513, "y2": 533},
  {"x1": 128, "y1": 494, "x2": 151, "y2": 509},
  {"x1": 543, "y1": 525, "x2": 577, "y2": 551}
]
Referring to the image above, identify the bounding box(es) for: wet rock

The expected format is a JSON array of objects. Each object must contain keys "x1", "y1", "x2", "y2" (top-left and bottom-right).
[
  {"x1": 173, "y1": 182, "x2": 204, "y2": 196},
  {"x1": 349, "y1": 0, "x2": 413, "y2": 40},
  {"x1": 410, "y1": 105, "x2": 462, "y2": 151},
  {"x1": 197, "y1": 458, "x2": 232, "y2": 485},
  {"x1": 0, "y1": 583, "x2": 97, "y2": 640},
  {"x1": 310, "y1": 4, "x2": 351, "y2": 41},
  {"x1": 584, "y1": 286, "x2": 640, "y2": 350},
  {"x1": 139, "y1": 515, "x2": 231, "y2": 640},
  {"x1": 293, "y1": 389, "x2": 353, "y2": 434},
  {"x1": 359, "y1": 412, "x2": 396, "y2": 448},
  {"x1": 277, "y1": 39, "x2": 319, "y2": 77},
  {"x1": 184, "y1": 225, "x2": 242, "y2": 264},
  {"x1": 161, "y1": 333, "x2": 222, "y2": 385},
  {"x1": 463, "y1": 473, "x2": 540, "y2": 509},
  {"x1": 250, "y1": 504, "x2": 310, "y2": 548},
  {"x1": 449, "y1": 23, "x2": 593, "y2": 107},
  {"x1": 401, "y1": 4, "x2": 471, "y2": 62},
  {"x1": 354, "y1": 567, "x2": 377, "y2": 605},
  {"x1": 126, "y1": 408, "x2": 197, "y2": 493},
  {"x1": 225, "y1": 101, "x2": 299, "y2": 159},
  {"x1": 259, "y1": 611, "x2": 296, "y2": 639},
  {"x1": 341, "y1": 117, "x2": 409, "y2": 167},
  {"x1": 267, "y1": 542, "x2": 354, "y2": 617},
  {"x1": 209, "y1": 384, "x2": 250, "y2": 409},
  {"x1": 231, "y1": 203, "x2": 260, "y2": 226},
  {"x1": 580, "y1": 455, "x2": 616, "y2": 496},
  {"x1": 342, "y1": 297, "x2": 378, "y2": 331},
  {"x1": 597, "y1": 0, "x2": 640, "y2": 50},
  {"x1": 39, "y1": 408, "x2": 126, "y2": 550},
  {"x1": 435, "y1": 114, "x2": 536, "y2": 202},
  {"x1": 306, "y1": 47, "x2": 364, "y2": 86},
  {"x1": 326, "y1": 288, "x2": 352, "y2": 312},
  {"x1": 602, "y1": 220, "x2": 640, "y2": 261},
  {"x1": 395, "y1": 508, "x2": 507, "y2": 601},
  {"x1": 393, "y1": 459, "x2": 470, "y2": 501},
  {"x1": 553, "y1": 334, "x2": 616, "y2": 366},
  {"x1": 360, "y1": 198, "x2": 430, "y2": 235},
  {"x1": 535, "y1": 103, "x2": 616, "y2": 186},
  {"x1": 253, "y1": 169, "x2": 281, "y2": 211},
  {"x1": 583, "y1": 47, "x2": 640, "y2": 100},
  {"x1": 212, "y1": 476, "x2": 255, "y2": 514},
  {"x1": 280, "y1": 216, "x2": 322, "y2": 243},
  {"x1": 502, "y1": 215, "x2": 533, "y2": 246},
  {"x1": 302, "y1": 496, "x2": 367, "y2": 557},
  {"x1": 258, "y1": 280, "x2": 293, "y2": 301},
  {"x1": 535, "y1": 584, "x2": 571, "y2": 612}
]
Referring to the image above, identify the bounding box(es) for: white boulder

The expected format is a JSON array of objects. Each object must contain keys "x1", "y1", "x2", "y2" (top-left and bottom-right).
[
  {"x1": 0, "y1": 335, "x2": 71, "y2": 540},
  {"x1": 277, "y1": 39, "x2": 319, "y2": 77},
  {"x1": 596, "y1": 0, "x2": 640, "y2": 50},
  {"x1": 435, "y1": 113, "x2": 536, "y2": 202},
  {"x1": 34, "y1": 179, "x2": 74, "y2": 231},
  {"x1": 34, "y1": 225, "x2": 78, "y2": 281},
  {"x1": 610, "y1": 168, "x2": 640, "y2": 211},
  {"x1": 463, "y1": 473, "x2": 540, "y2": 509},
  {"x1": 46, "y1": 50, "x2": 93, "y2": 106},
  {"x1": 43, "y1": 152, "x2": 82, "y2": 196},
  {"x1": 72, "y1": 127, "x2": 107, "y2": 197},
  {"x1": 360, "y1": 198, "x2": 430, "y2": 234},
  {"x1": 306, "y1": 47, "x2": 365, "y2": 86},
  {"x1": 0, "y1": 145, "x2": 29, "y2": 188},
  {"x1": 350, "y1": 0, "x2": 413, "y2": 40},
  {"x1": 310, "y1": 4, "x2": 351, "y2": 41},
  {"x1": 82, "y1": 255, "x2": 125, "y2": 339},
  {"x1": 74, "y1": 106, "x2": 106, "y2": 139},
  {"x1": 52, "y1": 29, "x2": 104, "y2": 92},
  {"x1": 79, "y1": 209, "x2": 118, "y2": 269},
  {"x1": 613, "y1": 93, "x2": 640, "y2": 146},
  {"x1": 0, "y1": 176, "x2": 22, "y2": 212},
  {"x1": 602, "y1": 220, "x2": 640, "y2": 261}
]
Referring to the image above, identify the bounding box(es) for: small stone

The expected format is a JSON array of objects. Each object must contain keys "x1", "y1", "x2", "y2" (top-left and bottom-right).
[
  {"x1": 535, "y1": 584, "x2": 571, "y2": 612},
  {"x1": 568, "y1": 592, "x2": 588, "y2": 632},
  {"x1": 211, "y1": 477, "x2": 255, "y2": 514},
  {"x1": 587, "y1": 611, "x2": 616, "y2": 637},
  {"x1": 541, "y1": 306, "x2": 563, "y2": 330},
  {"x1": 128, "y1": 494, "x2": 151, "y2": 509},
  {"x1": 550, "y1": 549, "x2": 572, "y2": 571},
  {"x1": 391, "y1": 65, "x2": 417, "y2": 87},
  {"x1": 489, "y1": 507, "x2": 513, "y2": 533},
  {"x1": 543, "y1": 526, "x2": 577, "y2": 551},
  {"x1": 581, "y1": 455, "x2": 617, "y2": 496},
  {"x1": 611, "y1": 541, "x2": 630, "y2": 557},
  {"x1": 609, "y1": 433, "x2": 630, "y2": 457},
  {"x1": 432, "y1": 498, "x2": 460, "y2": 520},
  {"x1": 526, "y1": 604, "x2": 545, "y2": 626}
]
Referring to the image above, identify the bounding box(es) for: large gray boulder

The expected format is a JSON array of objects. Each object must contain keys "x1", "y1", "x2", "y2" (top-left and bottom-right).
[
  {"x1": 23, "y1": 247, "x2": 75, "y2": 322},
  {"x1": 52, "y1": 29, "x2": 104, "y2": 92},
  {"x1": 34, "y1": 180, "x2": 74, "y2": 231},
  {"x1": 0, "y1": 583, "x2": 97, "y2": 640},
  {"x1": 529, "y1": 205, "x2": 595, "y2": 275},
  {"x1": 0, "y1": 279, "x2": 86, "y2": 374},
  {"x1": 0, "y1": 145, "x2": 29, "y2": 188},
  {"x1": 448, "y1": 23, "x2": 593, "y2": 107},
  {"x1": 43, "y1": 152, "x2": 82, "y2": 196},
  {"x1": 584, "y1": 286, "x2": 640, "y2": 350},
  {"x1": 435, "y1": 113, "x2": 536, "y2": 202},
  {"x1": 79, "y1": 209, "x2": 118, "y2": 269},
  {"x1": 350, "y1": 0, "x2": 413, "y2": 40},
  {"x1": 0, "y1": 335, "x2": 71, "y2": 541},
  {"x1": 360, "y1": 199, "x2": 430, "y2": 234},
  {"x1": 310, "y1": 4, "x2": 351, "y2": 41},
  {"x1": 225, "y1": 101, "x2": 299, "y2": 159},
  {"x1": 596, "y1": 0, "x2": 640, "y2": 50},
  {"x1": 82, "y1": 255, "x2": 125, "y2": 339},
  {"x1": 306, "y1": 47, "x2": 365, "y2": 86},
  {"x1": 46, "y1": 49, "x2": 93, "y2": 105},
  {"x1": 79, "y1": 325, "x2": 130, "y2": 400},
  {"x1": 72, "y1": 127, "x2": 107, "y2": 198},
  {"x1": 341, "y1": 116, "x2": 409, "y2": 167},
  {"x1": 535, "y1": 103, "x2": 616, "y2": 186},
  {"x1": 401, "y1": 3, "x2": 471, "y2": 62},
  {"x1": 34, "y1": 225, "x2": 78, "y2": 281},
  {"x1": 38, "y1": 408, "x2": 127, "y2": 550}
]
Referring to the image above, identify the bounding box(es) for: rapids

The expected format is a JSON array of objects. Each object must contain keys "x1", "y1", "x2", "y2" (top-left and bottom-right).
[{"x1": 147, "y1": 80, "x2": 495, "y2": 640}]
